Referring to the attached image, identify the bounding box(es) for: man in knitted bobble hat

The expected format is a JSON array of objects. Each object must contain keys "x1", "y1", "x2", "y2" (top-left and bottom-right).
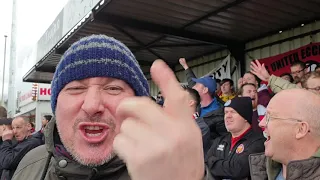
[
  {"x1": 205, "y1": 97, "x2": 265, "y2": 179},
  {"x1": 13, "y1": 35, "x2": 211, "y2": 180}
]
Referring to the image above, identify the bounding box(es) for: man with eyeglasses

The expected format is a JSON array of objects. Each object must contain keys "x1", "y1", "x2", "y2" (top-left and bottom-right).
[
  {"x1": 250, "y1": 60, "x2": 320, "y2": 95},
  {"x1": 301, "y1": 71, "x2": 320, "y2": 95},
  {"x1": 290, "y1": 61, "x2": 307, "y2": 86},
  {"x1": 249, "y1": 89, "x2": 320, "y2": 180}
]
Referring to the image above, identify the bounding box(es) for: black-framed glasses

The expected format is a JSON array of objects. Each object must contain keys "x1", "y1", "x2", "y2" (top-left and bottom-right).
[{"x1": 291, "y1": 68, "x2": 305, "y2": 75}]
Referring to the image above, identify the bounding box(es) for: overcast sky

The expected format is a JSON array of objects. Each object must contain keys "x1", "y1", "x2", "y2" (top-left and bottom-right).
[{"x1": 0, "y1": 0, "x2": 68, "y2": 98}]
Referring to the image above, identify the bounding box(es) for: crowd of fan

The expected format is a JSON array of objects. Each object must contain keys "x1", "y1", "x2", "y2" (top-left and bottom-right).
[
  {"x1": 154, "y1": 58, "x2": 320, "y2": 179},
  {"x1": 0, "y1": 35, "x2": 319, "y2": 180}
]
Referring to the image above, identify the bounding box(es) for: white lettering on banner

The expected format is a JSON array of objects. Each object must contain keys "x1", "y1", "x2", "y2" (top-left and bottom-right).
[{"x1": 204, "y1": 54, "x2": 231, "y2": 79}]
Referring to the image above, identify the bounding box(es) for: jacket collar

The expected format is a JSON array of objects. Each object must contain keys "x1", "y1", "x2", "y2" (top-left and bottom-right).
[
  {"x1": 202, "y1": 107, "x2": 224, "y2": 118},
  {"x1": 250, "y1": 148, "x2": 320, "y2": 179},
  {"x1": 44, "y1": 117, "x2": 127, "y2": 179}
]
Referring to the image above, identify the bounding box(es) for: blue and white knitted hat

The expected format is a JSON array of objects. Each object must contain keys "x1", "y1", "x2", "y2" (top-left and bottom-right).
[{"x1": 51, "y1": 34, "x2": 149, "y2": 114}]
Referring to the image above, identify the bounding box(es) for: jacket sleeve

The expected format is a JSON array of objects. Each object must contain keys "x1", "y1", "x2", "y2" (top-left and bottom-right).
[
  {"x1": 209, "y1": 108, "x2": 228, "y2": 138},
  {"x1": 268, "y1": 75, "x2": 299, "y2": 93},
  {"x1": 206, "y1": 138, "x2": 265, "y2": 179},
  {"x1": 204, "y1": 136, "x2": 221, "y2": 161},
  {"x1": 214, "y1": 118, "x2": 228, "y2": 138},
  {"x1": 196, "y1": 118, "x2": 211, "y2": 155},
  {"x1": 203, "y1": 166, "x2": 216, "y2": 180},
  {"x1": 0, "y1": 139, "x2": 41, "y2": 170},
  {"x1": 185, "y1": 68, "x2": 197, "y2": 87}
]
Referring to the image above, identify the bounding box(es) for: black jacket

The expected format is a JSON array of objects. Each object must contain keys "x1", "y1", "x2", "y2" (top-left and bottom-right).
[
  {"x1": 205, "y1": 128, "x2": 265, "y2": 180},
  {"x1": 198, "y1": 108, "x2": 227, "y2": 141},
  {"x1": 0, "y1": 136, "x2": 42, "y2": 180},
  {"x1": 32, "y1": 130, "x2": 45, "y2": 145}
]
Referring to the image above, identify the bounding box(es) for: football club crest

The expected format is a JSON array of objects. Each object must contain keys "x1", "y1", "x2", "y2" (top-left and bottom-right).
[{"x1": 236, "y1": 144, "x2": 244, "y2": 154}]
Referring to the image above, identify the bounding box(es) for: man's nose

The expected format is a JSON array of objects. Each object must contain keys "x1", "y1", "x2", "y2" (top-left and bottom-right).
[
  {"x1": 259, "y1": 116, "x2": 266, "y2": 128},
  {"x1": 81, "y1": 88, "x2": 104, "y2": 117},
  {"x1": 225, "y1": 112, "x2": 232, "y2": 118}
]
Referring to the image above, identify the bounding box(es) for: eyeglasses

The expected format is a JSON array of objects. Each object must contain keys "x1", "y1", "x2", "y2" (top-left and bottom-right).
[
  {"x1": 306, "y1": 86, "x2": 320, "y2": 91},
  {"x1": 265, "y1": 113, "x2": 311, "y2": 132},
  {"x1": 291, "y1": 68, "x2": 305, "y2": 75}
]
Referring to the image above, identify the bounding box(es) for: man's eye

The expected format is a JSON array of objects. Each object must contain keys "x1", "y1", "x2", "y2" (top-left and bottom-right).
[
  {"x1": 65, "y1": 86, "x2": 86, "y2": 93},
  {"x1": 104, "y1": 86, "x2": 123, "y2": 95},
  {"x1": 66, "y1": 86, "x2": 85, "y2": 90}
]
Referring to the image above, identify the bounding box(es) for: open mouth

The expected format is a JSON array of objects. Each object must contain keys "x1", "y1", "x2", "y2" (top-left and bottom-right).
[
  {"x1": 263, "y1": 131, "x2": 271, "y2": 141},
  {"x1": 251, "y1": 98, "x2": 255, "y2": 101},
  {"x1": 79, "y1": 123, "x2": 110, "y2": 144},
  {"x1": 84, "y1": 126, "x2": 104, "y2": 137}
]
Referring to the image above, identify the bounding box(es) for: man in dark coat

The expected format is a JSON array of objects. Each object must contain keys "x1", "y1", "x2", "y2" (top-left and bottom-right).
[
  {"x1": 206, "y1": 97, "x2": 265, "y2": 179},
  {"x1": 0, "y1": 116, "x2": 42, "y2": 179}
]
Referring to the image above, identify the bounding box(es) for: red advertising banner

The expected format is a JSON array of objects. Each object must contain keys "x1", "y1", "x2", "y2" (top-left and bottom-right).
[{"x1": 258, "y1": 42, "x2": 320, "y2": 76}]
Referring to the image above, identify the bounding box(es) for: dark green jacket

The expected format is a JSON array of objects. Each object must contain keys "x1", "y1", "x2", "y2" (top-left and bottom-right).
[
  {"x1": 13, "y1": 118, "x2": 215, "y2": 180},
  {"x1": 249, "y1": 149, "x2": 320, "y2": 180}
]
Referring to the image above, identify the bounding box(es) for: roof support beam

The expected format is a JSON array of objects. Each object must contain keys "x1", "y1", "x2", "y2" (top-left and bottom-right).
[
  {"x1": 182, "y1": 0, "x2": 247, "y2": 28},
  {"x1": 129, "y1": 43, "x2": 214, "y2": 49},
  {"x1": 36, "y1": 66, "x2": 56, "y2": 73},
  {"x1": 95, "y1": 13, "x2": 240, "y2": 47},
  {"x1": 228, "y1": 43, "x2": 246, "y2": 76},
  {"x1": 112, "y1": 25, "x2": 165, "y2": 60},
  {"x1": 132, "y1": 0, "x2": 246, "y2": 53}
]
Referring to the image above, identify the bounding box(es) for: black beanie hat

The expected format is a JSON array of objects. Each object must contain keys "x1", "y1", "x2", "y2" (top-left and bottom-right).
[{"x1": 224, "y1": 97, "x2": 253, "y2": 124}]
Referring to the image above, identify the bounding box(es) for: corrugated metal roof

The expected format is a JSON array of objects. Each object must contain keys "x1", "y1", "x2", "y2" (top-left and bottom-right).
[{"x1": 24, "y1": 0, "x2": 320, "y2": 83}]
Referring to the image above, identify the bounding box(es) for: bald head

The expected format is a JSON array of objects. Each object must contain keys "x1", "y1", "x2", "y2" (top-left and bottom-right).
[
  {"x1": 12, "y1": 117, "x2": 29, "y2": 125},
  {"x1": 269, "y1": 89, "x2": 320, "y2": 136},
  {"x1": 12, "y1": 116, "x2": 31, "y2": 142}
]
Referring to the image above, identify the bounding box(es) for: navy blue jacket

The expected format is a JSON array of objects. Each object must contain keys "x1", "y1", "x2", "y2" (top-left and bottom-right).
[{"x1": 0, "y1": 136, "x2": 42, "y2": 180}]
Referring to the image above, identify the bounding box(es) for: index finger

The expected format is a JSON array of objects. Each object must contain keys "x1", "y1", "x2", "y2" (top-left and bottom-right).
[{"x1": 150, "y1": 60, "x2": 193, "y2": 119}]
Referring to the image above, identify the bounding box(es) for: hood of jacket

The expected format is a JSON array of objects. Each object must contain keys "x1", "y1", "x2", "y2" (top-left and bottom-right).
[{"x1": 43, "y1": 117, "x2": 128, "y2": 179}]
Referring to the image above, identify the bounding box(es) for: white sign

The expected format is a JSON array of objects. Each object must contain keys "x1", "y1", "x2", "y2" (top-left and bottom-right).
[
  {"x1": 36, "y1": 10, "x2": 64, "y2": 62},
  {"x1": 205, "y1": 54, "x2": 231, "y2": 79},
  {"x1": 18, "y1": 90, "x2": 34, "y2": 108},
  {"x1": 63, "y1": 0, "x2": 101, "y2": 35},
  {"x1": 38, "y1": 84, "x2": 52, "y2": 101}
]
